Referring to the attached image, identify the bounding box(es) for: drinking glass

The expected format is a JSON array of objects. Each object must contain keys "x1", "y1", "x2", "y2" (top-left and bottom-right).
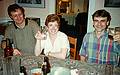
[
  {"x1": 31, "y1": 68, "x2": 42, "y2": 75},
  {"x1": 105, "y1": 65, "x2": 113, "y2": 75},
  {"x1": 108, "y1": 27, "x2": 120, "y2": 41},
  {"x1": 114, "y1": 27, "x2": 120, "y2": 41},
  {"x1": 115, "y1": 27, "x2": 120, "y2": 66},
  {"x1": 40, "y1": 26, "x2": 47, "y2": 40},
  {"x1": 115, "y1": 27, "x2": 120, "y2": 34},
  {"x1": 108, "y1": 28, "x2": 115, "y2": 40}
]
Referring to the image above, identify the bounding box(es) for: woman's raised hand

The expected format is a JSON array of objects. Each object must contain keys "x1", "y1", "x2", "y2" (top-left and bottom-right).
[{"x1": 35, "y1": 30, "x2": 47, "y2": 40}]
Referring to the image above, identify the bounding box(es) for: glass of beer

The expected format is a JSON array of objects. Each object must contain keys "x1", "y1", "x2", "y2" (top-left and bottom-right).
[
  {"x1": 108, "y1": 28, "x2": 115, "y2": 40},
  {"x1": 40, "y1": 26, "x2": 47, "y2": 40},
  {"x1": 114, "y1": 27, "x2": 120, "y2": 41},
  {"x1": 115, "y1": 27, "x2": 120, "y2": 34},
  {"x1": 31, "y1": 68, "x2": 42, "y2": 75}
]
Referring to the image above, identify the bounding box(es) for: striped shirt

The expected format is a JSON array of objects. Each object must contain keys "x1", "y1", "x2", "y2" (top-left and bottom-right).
[{"x1": 79, "y1": 31, "x2": 120, "y2": 65}]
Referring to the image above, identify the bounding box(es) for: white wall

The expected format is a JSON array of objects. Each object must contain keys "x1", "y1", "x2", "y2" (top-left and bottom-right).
[
  {"x1": 87, "y1": 0, "x2": 120, "y2": 32},
  {"x1": 0, "y1": 0, "x2": 56, "y2": 26}
]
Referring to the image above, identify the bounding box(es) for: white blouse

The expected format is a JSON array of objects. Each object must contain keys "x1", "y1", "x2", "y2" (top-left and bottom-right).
[{"x1": 41, "y1": 31, "x2": 70, "y2": 56}]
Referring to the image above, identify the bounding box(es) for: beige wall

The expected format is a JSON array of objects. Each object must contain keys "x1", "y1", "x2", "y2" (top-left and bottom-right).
[
  {"x1": 0, "y1": 0, "x2": 14, "y2": 22},
  {"x1": 1, "y1": 0, "x2": 120, "y2": 32},
  {"x1": 0, "y1": 0, "x2": 55, "y2": 26},
  {"x1": 0, "y1": 0, "x2": 86, "y2": 24}
]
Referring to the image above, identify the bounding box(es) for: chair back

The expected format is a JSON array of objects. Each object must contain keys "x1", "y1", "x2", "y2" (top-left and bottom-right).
[{"x1": 68, "y1": 36, "x2": 77, "y2": 60}]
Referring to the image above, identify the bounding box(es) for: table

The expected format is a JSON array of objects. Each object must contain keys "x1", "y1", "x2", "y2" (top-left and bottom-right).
[{"x1": 0, "y1": 55, "x2": 120, "y2": 75}]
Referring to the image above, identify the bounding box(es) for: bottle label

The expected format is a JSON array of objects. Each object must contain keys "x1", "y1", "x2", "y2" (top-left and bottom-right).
[{"x1": 19, "y1": 73, "x2": 24, "y2": 75}]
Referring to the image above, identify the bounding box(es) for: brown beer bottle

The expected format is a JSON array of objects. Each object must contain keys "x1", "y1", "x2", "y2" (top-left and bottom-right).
[
  {"x1": 19, "y1": 66, "x2": 27, "y2": 75},
  {"x1": 42, "y1": 56, "x2": 51, "y2": 75},
  {"x1": 4, "y1": 38, "x2": 13, "y2": 58}
]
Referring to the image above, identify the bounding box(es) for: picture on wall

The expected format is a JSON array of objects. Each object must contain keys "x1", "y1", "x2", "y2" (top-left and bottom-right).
[
  {"x1": 104, "y1": 0, "x2": 120, "y2": 7},
  {"x1": 15, "y1": 0, "x2": 45, "y2": 8}
]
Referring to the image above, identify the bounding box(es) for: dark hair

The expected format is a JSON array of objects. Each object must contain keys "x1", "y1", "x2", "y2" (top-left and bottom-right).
[
  {"x1": 92, "y1": 9, "x2": 111, "y2": 22},
  {"x1": 45, "y1": 14, "x2": 60, "y2": 26},
  {"x1": 7, "y1": 4, "x2": 25, "y2": 17}
]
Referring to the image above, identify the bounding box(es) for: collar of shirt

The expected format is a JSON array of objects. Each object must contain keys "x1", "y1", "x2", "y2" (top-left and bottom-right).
[
  {"x1": 93, "y1": 30, "x2": 108, "y2": 39},
  {"x1": 13, "y1": 18, "x2": 28, "y2": 29}
]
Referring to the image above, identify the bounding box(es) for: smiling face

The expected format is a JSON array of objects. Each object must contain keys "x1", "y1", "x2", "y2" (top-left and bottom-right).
[
  {"x1": 10, "y1": 9, "x2": 25, "y2": 25},
  {"x1": 45, "y1": 14, "x2": 60, "y2": 35},
  {"x1": 93, "y1": 17, "x2": 109, "y2": 33},
  {"x1": 47, "y1": 21, "x2": 59, "y2": 35}
]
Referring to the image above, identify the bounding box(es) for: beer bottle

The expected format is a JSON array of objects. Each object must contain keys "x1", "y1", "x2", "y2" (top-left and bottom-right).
[
  {"x1": 42, "y1": 56, "x2": 51, "y2": 75},
  {"x1": 4, "y1": 38, "x2": 13, "y2": 58},
  {"x1": 19, "y1": 66, "x2": 27, "y2": 75}
]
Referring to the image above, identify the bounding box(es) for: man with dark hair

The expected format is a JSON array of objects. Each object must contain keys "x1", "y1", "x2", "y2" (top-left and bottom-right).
[
  {"x1": 79, "y1": 9, "x2": 120, "y2": 65},
  {"x1": 79, "y1": 9, "x2": 120, "y2": 74},
  {"x1": 4, "y1": 4, "x2": 39, "y2": 55}
]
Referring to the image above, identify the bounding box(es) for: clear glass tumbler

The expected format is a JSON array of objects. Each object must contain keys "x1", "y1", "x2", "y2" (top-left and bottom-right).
[{"x1": 40, "y1": 26, "x2": 47, "y2": 40}]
